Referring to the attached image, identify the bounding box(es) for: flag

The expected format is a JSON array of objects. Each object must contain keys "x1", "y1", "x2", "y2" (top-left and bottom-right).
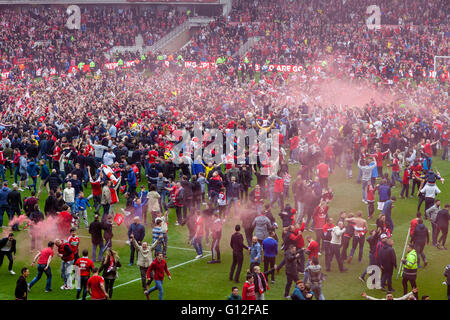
[{"x1": 113, "y1": 213, "x2": 124, "y2": 226}]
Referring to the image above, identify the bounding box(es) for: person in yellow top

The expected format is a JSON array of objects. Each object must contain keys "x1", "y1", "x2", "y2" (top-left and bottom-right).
[
  {"x1": 401, "y1": 243, "x2": 418, "y2": 295},
  {"x1": 202, "y1": 161, "x2": 222, "y2": 180},
  {"x1": 256, "y1": 119, "x2": 276, "y2": 133}
]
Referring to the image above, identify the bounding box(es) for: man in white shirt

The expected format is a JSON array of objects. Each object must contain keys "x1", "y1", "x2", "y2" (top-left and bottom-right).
[
  {"x1": 420, "y1": 182, "x2": 440, "y2": 213},
  {"x1": 327, "y1": 221, "x2": 348, "y2": 273},
  {"x1": 102, "y1": 148, "x2": 116, "y2": 166},
  {"x1": 63, "y1": 181, "x2": 76, "y2": 213}
]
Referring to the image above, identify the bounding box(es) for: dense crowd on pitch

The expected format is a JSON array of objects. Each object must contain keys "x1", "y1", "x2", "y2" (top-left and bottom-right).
[
  {"x1": 0, "y1": 1, "x2": 449, "y2": 301},
  {"x1": 0, "y1": 58, "x2": 448, "y2": 300}
]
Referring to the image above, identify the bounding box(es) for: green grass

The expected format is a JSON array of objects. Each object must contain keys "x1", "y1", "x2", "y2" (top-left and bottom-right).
[{"x1": 0, "y1": 153, "x2": 449, "y2": 300}]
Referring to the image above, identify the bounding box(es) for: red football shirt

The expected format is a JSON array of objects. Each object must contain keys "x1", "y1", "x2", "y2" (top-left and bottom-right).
[
  {"x1": 316, "y1": 163, "x2": 329, "y2": 178},
  {"x1": 37, "y1": 247, "x2": 54, "y2": 265},
  {"x1": 307, "y1": 240, "x2": 319, "y2": 260},
  {"x1": 195, "y1": 215, "x2": 204, "y2": 237},
  {"x1": 148, "y1": 150, "x2": 158, "y2": 164},
  {"x1": 75, "y1": 257, "x2": 94, "y2": 277},
  {"x1": 67, "y1": 236, "x2": 80, "y2": 255},
  {"x1": 87, "y1": 275, "x2": 106, "y2": 300}
]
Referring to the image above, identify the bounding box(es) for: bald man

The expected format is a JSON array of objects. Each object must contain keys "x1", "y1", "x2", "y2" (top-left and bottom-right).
[{"x1": 346, "y1": 211, "x2": 368, "y2": 263}]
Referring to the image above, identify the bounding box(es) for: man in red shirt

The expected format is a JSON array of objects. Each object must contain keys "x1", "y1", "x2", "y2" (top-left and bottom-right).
[
  {"x1": 29, "y1": 241, "x2": 55, "y2": 292},
  {"x1": 316, "y1": 161, "x2": 329, "y2": 189},
  {"x1": 57, "y1": 205, "x2": 73, "y2": 238},
  {"x1": 88, "y1": 166, "x2": 103, "y2": 213},
  {"x1": 313, "y1": 201, "x2": 329, "y2": 252},
  {"x1": 369, "y1": 148, "x2": 389, "y2": 178},
  {"x1": 242, "y1": 273, "x2": 256, "y2": 300},
  {"x1": 387, "y1": 152, "x2": 402, "y2": 186},
  {"x1": 87, "y1": 267, "x2": 108, "y2": 300},
  {"x1": 55, "y1": 238, "x2": 75, "y2": 290},
  {"x1": 51, "y1": 142, "x2": 62, "y2": 174},
  {"x1": 67, "y1": 228, "x2": 80, "y2": 290},
  {"x1": 148, "y1": 148, "x2": 159, "y2": 164},
  {"x1": 322, "y1": 217, "x2": 335, "y2": 266},
  {"x1": 145, "y1": 252, "x2": 171, "y2": 300},
  {"x1": 304, "y1": 235, "x2": 319, "y2": 283},
  {"x1": 410, "y1": 212, "x2": 422, "y2": 237},
  {"x1": 75, "y1": 249, "x2": 94, "y2": 300}
]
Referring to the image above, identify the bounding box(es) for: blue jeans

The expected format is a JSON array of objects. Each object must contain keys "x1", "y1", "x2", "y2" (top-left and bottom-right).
[
  {"x1": 29, "y1": 176, "x2": 38, "y2": 192},
  {"x1": 92, "y1": 241, "x2": 104, "y2": 262},
  {"x1": 362, "y1": 180, "x2": 369, "y2": 201},
  {"x1": 14, "y1": 165, "x2": 19, "y2": 183},
  {"x1": 0, "y1": 164, "x2": 5, "y2": 181},
  {"x1": 61, "y1": 260, "x2": 74, "y2": 287},
  {"x1": 192, "y1": 236, "x2": 203, "y2": 256},
  {"x1": 149, "y1": 280, "x2": 164, "y2": 300},
  {"x1": 391, "y1": 171, "x2": 402, "y2": 186},
  {"x1": 66, "y1": 202, "x2": 75, "y2": 213},
  {"x1": 29, "y1": 264, "x2": 52, "y2": 291},
  {"x1": 0, "y1": 204, "x2": 10, "y2": 227}
]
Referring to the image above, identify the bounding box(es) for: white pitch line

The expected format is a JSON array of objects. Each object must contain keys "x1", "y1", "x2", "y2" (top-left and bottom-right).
[
  {"x1": 113, "y1": 253, "x2": 212, "y2": 290},
  {"x1": 82, "y1": 253, "x2": 212, "y2": 299}
]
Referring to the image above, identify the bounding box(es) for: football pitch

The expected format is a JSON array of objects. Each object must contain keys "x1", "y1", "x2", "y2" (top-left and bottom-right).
[{"x1": 0, "y1": 155, "x2": 449, "y2": 300}]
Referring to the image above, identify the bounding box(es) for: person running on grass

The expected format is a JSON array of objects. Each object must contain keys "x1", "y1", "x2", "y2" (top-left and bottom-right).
[{"x1": 145, "y1": 252, "x2": 171, "y2": 300}]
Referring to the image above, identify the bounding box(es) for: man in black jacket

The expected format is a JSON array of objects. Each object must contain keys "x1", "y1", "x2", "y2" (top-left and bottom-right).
[
  {"x1": 127, "y1": 216, "x2": 145, "y2": 266},
  {"x1": 181, "y1": 175, "x2": 193, "y2": 220},
  {"x1": 411, "y1": 219, "x2": 429, "y2": 268},
  {"x1": 0, "y1": 233, "x2": 16, "y2": 274},
  {"x1": 379, "y1": 237, "x2": 397, "y2": 292},
  {"x1": 89, "y1": 214, "x2": 104, "y2": 262},
  {"x1": 7, "y1": 184, "x2": 22, "y2": 218},
  {"x1": 44, "y1": 169, "x2": 62, "y2": 193},
  {"x1": 15, "y1": 267, "x2": 29, "y2": 300},
  {"x1": 229, "y1": 224, "x2": 249, "y2": 283},
  {"x1": 239, "y1": 165, "x2": 252, "y2": 204},
  {"x1": 284, "y1": 245, "x2": 300, "y2": 299},
  {"x1": 436, "y1": 204, "x2": 450, "y2": 250}
]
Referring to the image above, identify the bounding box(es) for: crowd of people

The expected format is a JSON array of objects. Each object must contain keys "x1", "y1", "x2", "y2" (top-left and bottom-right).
[{"x1": 0, "y1": 1, "x2": 448, "y2": 301}]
